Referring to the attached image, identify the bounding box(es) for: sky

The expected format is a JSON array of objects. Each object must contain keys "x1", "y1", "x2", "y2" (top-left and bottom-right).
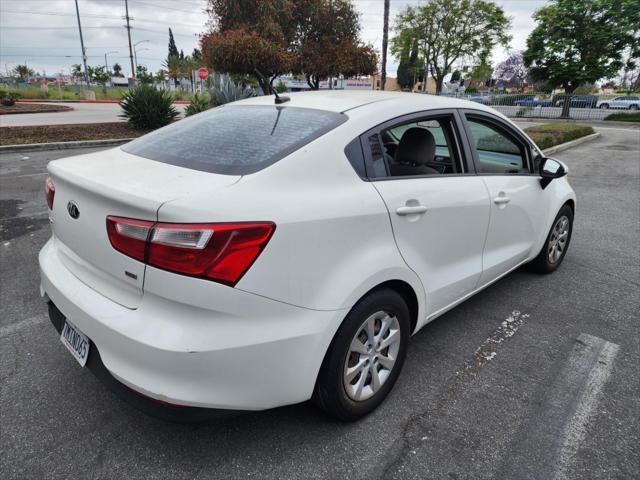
[{"x1": 0, "y1": 0, "x2": 547, "y2": 79}]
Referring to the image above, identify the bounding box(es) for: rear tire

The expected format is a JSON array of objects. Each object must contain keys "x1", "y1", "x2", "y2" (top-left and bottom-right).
[
  {"x1": 528, "y1": 204, "x2": 573, "y2": 274},
  {"x1": 630, "y1": 104, "x2": 638, "y2": 110},
  {"x1": 313, "y1": 288, "x2": 410, "y2": 421}
]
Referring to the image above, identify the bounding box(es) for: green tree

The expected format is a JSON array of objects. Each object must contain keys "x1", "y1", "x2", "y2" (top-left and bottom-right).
[
  {"x1": 168, "y1": 28, "x2": 179, "y2": 58},
  {"x1": 201, "y1": 0, "x2": 375, "y2": 93},
  {"x1": 202, "y1": 0, "x2": 296, "y2": 94},
  {"x1": 87, "y1": 65, "x2": 110, "y2": 88},
  {"x1": 13, "y1": 64, "x2": 35, "y2": 82},
  {"x1": 523, "y1": 0, "x2": 639, "y2": 94},
  {"x1": 468, "y1": 52, "x2": 493, "y2": 88},
  {"x1": 112, "y1": 63, "x2": 124, "y2": 77},
  {"x1": 136, "y1": 65, "x2": 154, "y2": 84},
  {"x1": 71, "y1": 64, "x2": 83, "y2": 78},
  {"x1": 396, "y1": 40, "x2": 412, "y2": 89},
  {"x1": 163, "y1": 54, "x2": 182, "y2": 87},
  {"x1": 392, "y1": 0, "x2": 511, "y2": 93},
  {"x1": 294, "y1": 0, "x2": 377, "y2": 89}
]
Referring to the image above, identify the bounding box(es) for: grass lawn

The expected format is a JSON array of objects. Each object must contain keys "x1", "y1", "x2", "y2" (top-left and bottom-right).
[
  {"x1": 524, "y1": 123, "x2": 595, "y2": 150},
  {"x1": 604, "y1": 112, "x2": 640, "y2": 122},
  {"x1": 0, "y1": 103, "x2": 73, "y2": 114},
  {"x1": 0, "y1": 123, "x2": 148, "y2": 146}
]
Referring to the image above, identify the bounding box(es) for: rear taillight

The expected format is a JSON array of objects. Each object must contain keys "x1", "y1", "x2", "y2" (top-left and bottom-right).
[
  {"x1": 45, "y1": 176, "x2": 55, "y2": 210},
  {"x1": 106, "y1": 217, "x2": 154, "y2": 262},
  {"x1": 106, "y1": 216, "x2": 275, "y2": 286}
]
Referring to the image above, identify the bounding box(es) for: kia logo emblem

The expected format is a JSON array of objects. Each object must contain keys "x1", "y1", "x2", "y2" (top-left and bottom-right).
[{"x1": 67, "y1": 201, "x2": 80, "y2": 219}]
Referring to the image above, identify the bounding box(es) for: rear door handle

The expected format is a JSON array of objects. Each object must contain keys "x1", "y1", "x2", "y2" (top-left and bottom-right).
[
  {"x1": 493, "y1": 196, "x2": 510, "y2": 205},
  {"x1": 396, "y1": 205, "x2": 428, "y2": 216}
]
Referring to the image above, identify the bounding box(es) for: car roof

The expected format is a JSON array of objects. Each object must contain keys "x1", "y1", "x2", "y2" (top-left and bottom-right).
[{"x1": 234, "y1": 90, "x2": 498, "y2": 115}]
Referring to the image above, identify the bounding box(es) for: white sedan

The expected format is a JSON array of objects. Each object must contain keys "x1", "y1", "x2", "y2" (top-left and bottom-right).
[
  {"x1": 39, "y1": 91, "x2": 575, "y2": 421},
  {"x1": 597, "y1": 95, "x2": 640, "y2": 109}
]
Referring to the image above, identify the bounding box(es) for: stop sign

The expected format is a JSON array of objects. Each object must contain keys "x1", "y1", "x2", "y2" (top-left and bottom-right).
[{"x1": 197, "y1": 68, "x2": 209, "y2": 80}]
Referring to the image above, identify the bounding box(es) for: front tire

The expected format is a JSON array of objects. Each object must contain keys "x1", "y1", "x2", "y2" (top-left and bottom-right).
[
  {"x1": 529, "y1": 204, "x2": 574, "y2": 273},
  {"x1": 599, "y1": 103, "x2": 609, "y2": 109},
  {"x1": 313, "y1": 288, "x2": 410, "y2": 421}
]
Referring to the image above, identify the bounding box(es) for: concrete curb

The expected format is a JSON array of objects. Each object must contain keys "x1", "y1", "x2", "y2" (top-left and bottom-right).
[
  {"x1": 1, "y1": 107, "x2": 74, "y2": 115},
  {"x1": 0, "y1": 138, "x2": 134, "y2": 153},
  {"x1": 542, "y1": 132, "x2": 601, "y2": 156},
  {"x1": 515, "y1": 117, "x2": 639, "y2": 128}
]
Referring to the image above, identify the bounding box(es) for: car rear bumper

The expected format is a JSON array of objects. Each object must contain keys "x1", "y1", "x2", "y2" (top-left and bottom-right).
[{"x1": 39, "y1": 237, "x2": 345, "y2": 415}]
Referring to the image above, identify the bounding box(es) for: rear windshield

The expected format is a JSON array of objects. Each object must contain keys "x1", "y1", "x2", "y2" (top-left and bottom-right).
[{"x1": 122, "y1": 105, "x2": 347, "y2": 175}]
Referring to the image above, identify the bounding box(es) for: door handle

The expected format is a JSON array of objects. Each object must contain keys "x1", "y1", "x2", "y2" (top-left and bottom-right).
[
  {"x1": 396, "y1": 205, "x2": 428, "y2": 216},
  {"x1": 493, "y1": 196, "x2": 510, "y2": 205}
]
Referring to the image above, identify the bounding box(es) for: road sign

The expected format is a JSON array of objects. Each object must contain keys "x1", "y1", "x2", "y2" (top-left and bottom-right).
[{"x1": 197, "y1": 68, "x2": 209, "y2": 80}]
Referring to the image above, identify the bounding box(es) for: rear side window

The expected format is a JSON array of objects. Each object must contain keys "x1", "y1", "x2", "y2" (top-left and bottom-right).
[{"x1": 122, "y1": 105, "x2": 347, "y2": 175}]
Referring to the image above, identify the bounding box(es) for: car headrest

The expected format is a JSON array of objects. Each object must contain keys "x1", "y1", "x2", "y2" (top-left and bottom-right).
[{"x1": 395, "y1": 128, "x2": 436, "y2": 166}]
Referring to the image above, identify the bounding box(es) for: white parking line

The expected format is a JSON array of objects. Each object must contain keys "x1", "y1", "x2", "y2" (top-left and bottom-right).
[
  {"x1": 554, "y1": 334, "x2": 619, "y2": 480},
  {"x1": 501, "y1": 333, "x2": 620, "y2": 479},
  {"x1": 0, "y1": 315, "x2": 46, "y2": 338}
]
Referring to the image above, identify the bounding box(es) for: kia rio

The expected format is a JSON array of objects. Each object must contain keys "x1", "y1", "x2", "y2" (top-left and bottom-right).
[{"x1": 40, "y1": 91, "x2": 575, "y2": 421}]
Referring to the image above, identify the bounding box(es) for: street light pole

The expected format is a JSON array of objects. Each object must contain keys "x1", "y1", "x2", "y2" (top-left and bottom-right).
[
  {"x1": 74, "y1": 0, "x2": 89, "y2": 87},
  {"x1": 104, "y1": 51, "x2": 118, "y2": 86},
  {"x1": 133, "y1": 40, "x2": 149, "y2": 75}
]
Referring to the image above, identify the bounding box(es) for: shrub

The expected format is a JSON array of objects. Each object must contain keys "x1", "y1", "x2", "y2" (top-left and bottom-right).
[
  {"x1": 524, "y1": 124, "x2": 594, "y2": 150},
  {"x1": 275, "y1": 81, "x2": 288, "y2": 94},
  {"x1": 604, "y1": 112, "x2": 640, "y2": 123},
  {"x1": 0, "y1": 90, "x2": 21, "y2": 106},
  {"x1": 210, "y1": 79, "x2": 256, "y2": 105},
  {"x1": 184, "y1": 93, "x2": 211, "y2": 116},
  {"x1": 119, "y1": 85, "x2": 178, "y2": 129}
]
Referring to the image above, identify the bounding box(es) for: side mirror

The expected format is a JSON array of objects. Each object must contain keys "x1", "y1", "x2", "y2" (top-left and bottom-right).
[{"x1": 539, "y1": 157, "x2": 568, "y2": 189}]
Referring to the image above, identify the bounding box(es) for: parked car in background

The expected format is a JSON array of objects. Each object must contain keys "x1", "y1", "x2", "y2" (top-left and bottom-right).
[
  {"x1": 513, "y1": 97, "x2": 552, "y2": 107},
  {"x1": 553, "y1": 95, "x2": 598, "y2": 109},
  {"x1": 40, "y1": 91, "x2": 575, "y2": 422},
  {"x1": 468, "y1": 95, "x2": 491, "y2": 105},
  {"x1": 596, "y1": 96, "x2": 640, "y2": 110}
]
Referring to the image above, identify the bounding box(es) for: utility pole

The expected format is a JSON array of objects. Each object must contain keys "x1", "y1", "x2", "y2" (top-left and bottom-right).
[
  {"x1": 124, "y1": 0, "x2": 135, "y2": 78},
  {"x1": 328, "y1": 0, "x2": 333, "y2": 90},
  {"x1": 74, "y1": 0, "x2": 90, "y2": 87},
  {"x1": 380, "y1": 0, "x2": 390, "y2": 91}
]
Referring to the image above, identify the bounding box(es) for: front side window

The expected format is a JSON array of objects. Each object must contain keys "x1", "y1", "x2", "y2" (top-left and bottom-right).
[
  {"x1": 465, "y1": 117, "x2": 529, "y2": 174},
  {"x1": 365, "y1": 115, "x2": 463, "y2": 179},
  {"x1": 123, "y1": 105, "x2": 347, "y2": 175}
]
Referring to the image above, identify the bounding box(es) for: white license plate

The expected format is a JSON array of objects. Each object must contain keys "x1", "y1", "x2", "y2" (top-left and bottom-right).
[{"x1": 60, "y1": 321, "x2": 90, "y2": 367}]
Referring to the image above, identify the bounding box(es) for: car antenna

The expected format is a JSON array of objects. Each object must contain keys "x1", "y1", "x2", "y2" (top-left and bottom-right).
[{"x1": 255, "y1": 68, "x2": 290, "y2": 104}]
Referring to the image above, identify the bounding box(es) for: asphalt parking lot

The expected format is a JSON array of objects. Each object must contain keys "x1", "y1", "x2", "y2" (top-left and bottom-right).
[{"x1": 1, "y1": 125, "x2": 639, "y2": 479}]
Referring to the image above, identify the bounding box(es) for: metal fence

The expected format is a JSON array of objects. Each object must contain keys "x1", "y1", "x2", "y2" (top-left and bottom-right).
[{"x1": 435, "y1": 92, "x2": 639, "y2": 121}]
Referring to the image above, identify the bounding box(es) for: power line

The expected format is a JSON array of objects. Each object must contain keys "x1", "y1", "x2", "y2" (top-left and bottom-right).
[
  {"x1": 0, "y1": 9, "x2": 204, "y2": 27},
  {"x1": 129, "y1": 0, "x2": 205, "y2": 14}
]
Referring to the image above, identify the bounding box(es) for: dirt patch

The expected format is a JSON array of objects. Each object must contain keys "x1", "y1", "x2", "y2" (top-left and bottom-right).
[
  {"x1": 0, "y1": 123, "x2": 149, "y2": 146},
  {"x1": 0, "y1": 103, "x2": 73, "y2": 115}
]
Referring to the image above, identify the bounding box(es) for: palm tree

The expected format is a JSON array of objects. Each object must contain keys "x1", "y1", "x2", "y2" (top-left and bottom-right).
[
  {"x1": 163, "y1": 54, "x2": 182, "y2": 88},
  {"x1": 14, "y1": 64, "x2": 35, "y2": 82}
]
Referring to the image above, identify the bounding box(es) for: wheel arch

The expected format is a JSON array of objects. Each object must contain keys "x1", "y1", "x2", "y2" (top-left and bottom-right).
[
  {"x1": 564, "y1": 198, "x2": 575, "y2": 215},
  {"x1": 362, "y1": 279, "x2": 420, "y2": 335}
]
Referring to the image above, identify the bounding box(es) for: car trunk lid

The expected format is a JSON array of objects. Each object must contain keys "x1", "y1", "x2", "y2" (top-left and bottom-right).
[{"x1": 47, "y1": 147, "x2": 240, "y2": 308}]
